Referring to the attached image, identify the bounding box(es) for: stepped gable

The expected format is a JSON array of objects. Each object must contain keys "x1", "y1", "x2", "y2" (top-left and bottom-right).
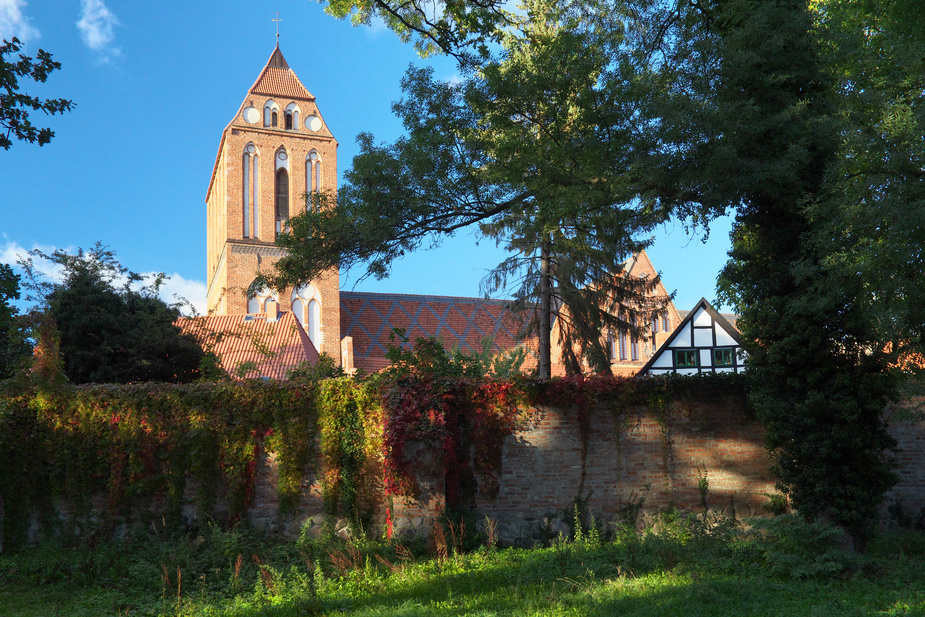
[
  {"x1": 248, "y1": 45, "x2": 314, "y2": 101},
  {"x1": 340, "y1": 291, "x2": 526, "y2": 374}
]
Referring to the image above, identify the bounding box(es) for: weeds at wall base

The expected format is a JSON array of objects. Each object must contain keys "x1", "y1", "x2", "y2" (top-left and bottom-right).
[{"x1": 6, "y1": 505, "x2": 925, "y2": 616}]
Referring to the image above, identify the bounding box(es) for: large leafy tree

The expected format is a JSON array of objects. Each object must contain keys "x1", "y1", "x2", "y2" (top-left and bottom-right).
[
  {"x1": 307, "y1": 0, "x2": 922, "y2": 539},
  {"x1": 18, "y1": 244, "x2": 206, "y2": 384},
  {"x1": 271, "y1": 1, "x2": 671, "y2": 376},
  {"x1": 653, "y1": 0, "x2": 924, "y2": 543},
  {"x1": 1, "y1": 37, "x2": 73, "y2": 150}
]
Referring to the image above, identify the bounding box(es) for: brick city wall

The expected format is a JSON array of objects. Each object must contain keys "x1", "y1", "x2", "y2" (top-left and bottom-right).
[
  {"x1": 475, "y1": 395, "x2": 777, "y2": 544},
  {"x1": 7, "y1": 397, "x2": 925, "y2": 550},
  {"x1": 252, "y1": 397, "x2": 925, "y2": 545}
]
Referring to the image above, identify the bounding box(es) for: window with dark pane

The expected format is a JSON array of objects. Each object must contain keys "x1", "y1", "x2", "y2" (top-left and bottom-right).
[
  {"x1": 275, "y1": 168, "x2": 289, "y2": 236},
  {"x1": 674, "y1": 349, "x2": 698, "y2": 368},
  {"x1": 713, "y1": 348, "x2": 735, "y2": 367}
]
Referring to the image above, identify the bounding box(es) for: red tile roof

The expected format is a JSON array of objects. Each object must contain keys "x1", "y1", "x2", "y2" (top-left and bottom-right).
[
  {"x1": 178, "y1": 311, "x2": 318, "y2": 379},
  {"x1": 340, "y1": 291, "x2": 527, "y2": 374},
  {"x1": 249, "y1": 47, "x2": 313, "y2": 101}
]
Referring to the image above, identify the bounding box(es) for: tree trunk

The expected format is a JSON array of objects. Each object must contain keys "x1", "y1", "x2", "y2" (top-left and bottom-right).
[{"x1": 538, "y1": 239, "x2": 551, "y2": 379}]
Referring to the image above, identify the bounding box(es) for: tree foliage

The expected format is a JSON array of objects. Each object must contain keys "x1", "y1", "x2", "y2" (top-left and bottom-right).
[
  {"x1": 18, "y1": 244, "x2": 207, "y2": 384},
  {"x1": 273, "y1": 1, "x2": 672, "y2": 376},
  {"x1": 680, "y1": 0, "x2": 921, "y2": 543},
  {"x1": 323, "y1": 0, "x2": 517, "y2": 63},
  {"x1": 0, "y1": 263, "x2": 31, "y2": 378},
  {"x1": 0, "y1": 37, "x2": 74, "y2": 150},
  {"x1": 306, "y1": 0, "x2": 925, "y2": 540}
]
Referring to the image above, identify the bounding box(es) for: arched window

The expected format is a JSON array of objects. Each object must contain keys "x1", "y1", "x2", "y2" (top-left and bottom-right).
[
  {"x1": 291, "y1": 284, "x2": 319, "y2": 346},
  {"x1": 308, "y1": 299, "x2": 321, "y2": 348},
  {"x1": 631, "y1": 315, "x2": 639, "y2": 361},
  {"x1": 292, "y1": 298, "x2": 304, "y2": 324},
  {"x1": 307, "y1": 150, "x2": 322, "y2": 195},
  {"x1": 242, "y1": 151, "x2": 250, "y2": 238},
  {"x1": 263, "y1": 100, "x2": 279, "y2": 127},
  {"x1": 285, "y1": 103, "x2": 301, "y2": 132},
  {"x1": 253, "y1": 154, "x2": 259, "y2": 238},
  {"x1": 242, "y1": 144, "x2": 259, "y2": 238},
  {"x1": 271, "y1": 110, "x2": 278, "y2": 127},
  {"x1": 275, "y1": 168, "x2": 289, "y2": 236},
  {"x1": 247, "y1": 284, "x2": 277, "y2": 314}
]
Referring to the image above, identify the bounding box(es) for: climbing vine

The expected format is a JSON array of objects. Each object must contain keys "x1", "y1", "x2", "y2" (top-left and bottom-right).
[{"x1": 0, "y1": 352, "x2": 748, "y2": 550}]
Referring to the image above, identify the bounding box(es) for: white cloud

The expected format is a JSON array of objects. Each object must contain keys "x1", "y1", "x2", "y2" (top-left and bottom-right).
[
  {"x1": 76, "y1": 0, "x2": 121, "y2": 61},
  {"x1": 1, "y1": 237, "x2": 207, "y2": 316},
  {"x1": 0, "y1": 0, "x2": 39, "y2": 44},
  {"x1": 1, "y1": 238, "x2": 67, "y2": 285},
  {"x1": 151, "y1": 272, "x2": 207, "y2": 317}
]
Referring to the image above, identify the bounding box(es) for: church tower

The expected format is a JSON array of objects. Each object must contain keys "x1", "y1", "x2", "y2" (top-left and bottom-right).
[{"x1": 205, "y1": 45, "x2": 341, "y2": 362}]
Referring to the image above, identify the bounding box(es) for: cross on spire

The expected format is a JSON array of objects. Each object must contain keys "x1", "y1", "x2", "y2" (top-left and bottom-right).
[{"x1": 272, "y1": 12, "x2": 282, "y2": 44}]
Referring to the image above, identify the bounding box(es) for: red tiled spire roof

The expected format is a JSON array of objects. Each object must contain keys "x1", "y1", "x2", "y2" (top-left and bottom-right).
[{"x1": 248, "y1": 45, "x2": 314, "y2": 101}]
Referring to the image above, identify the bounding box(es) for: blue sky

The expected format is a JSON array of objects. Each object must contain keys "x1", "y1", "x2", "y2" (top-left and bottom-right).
[{"x1": 1, "y1": 0, "x2": 734, "y2": 316}]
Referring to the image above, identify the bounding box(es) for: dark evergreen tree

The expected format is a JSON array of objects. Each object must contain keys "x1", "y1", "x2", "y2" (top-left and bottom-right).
[
  {"x1": 0, "y1": 263, "x2": 32, "y2": 378},
  {"x1": 19, "y1": 244, "x2": 206, "y2": 384}
]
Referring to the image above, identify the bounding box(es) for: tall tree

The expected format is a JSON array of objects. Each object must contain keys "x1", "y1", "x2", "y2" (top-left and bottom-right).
[
  {"x1": 307, "y1": 0, "x2": 923, "y2": 537},
  {"x1": 0, "y1": 264, "x2": 31, "y2": 378},
  {"x1": 18, "y1": 244, "x2": 206, "y2": 384},
  {"x1": 667, "y1": 0, "x2": 923, "y2": 543},
  {"x1": 271, "y1": 1, "x2": 670, "y2": 376},
  {"x1": 1, "y1": 38, "x2": 73, "y2": 150}
]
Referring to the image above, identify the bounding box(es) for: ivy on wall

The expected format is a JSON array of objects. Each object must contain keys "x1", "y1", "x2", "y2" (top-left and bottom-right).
[{"x1": 0, "y1": 351, "x2": 748, "y2": 550}]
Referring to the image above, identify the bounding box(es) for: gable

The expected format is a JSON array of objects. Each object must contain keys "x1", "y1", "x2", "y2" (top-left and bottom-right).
[{"x1": 640, "y1": 298, "x2": 747, "y2": 376}]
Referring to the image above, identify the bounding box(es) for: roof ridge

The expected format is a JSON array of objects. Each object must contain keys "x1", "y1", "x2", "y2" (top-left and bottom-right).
[{"x1": 340, "y1": 290, "x2": 513, "y2": 304}]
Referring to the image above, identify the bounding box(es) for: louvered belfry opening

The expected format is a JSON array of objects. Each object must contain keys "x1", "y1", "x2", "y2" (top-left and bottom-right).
[{"x1": 275, "y1": 168, "x2": 289, "y2": 236}]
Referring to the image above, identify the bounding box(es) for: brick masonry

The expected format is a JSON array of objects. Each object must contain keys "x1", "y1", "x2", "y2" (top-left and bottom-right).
[
  {"x1": 7, "y1": 399, "x2": 925, "y2": 550},
  {"x1": 205, "y1": 47, "x2": 341, "y2": 362},
  {"x1": 245, "y1": 398, "x2": 925, "y2": 544}
]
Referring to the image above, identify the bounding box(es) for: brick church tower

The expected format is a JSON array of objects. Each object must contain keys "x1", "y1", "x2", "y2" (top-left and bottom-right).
[{"x1": 205, "y1": 45, "x2": 341, "y2": 362}]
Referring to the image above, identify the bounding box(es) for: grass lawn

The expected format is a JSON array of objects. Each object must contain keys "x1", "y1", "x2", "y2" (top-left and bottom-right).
[{"x1": 3, "y1": 515, "x2": 925, "y2": 616}]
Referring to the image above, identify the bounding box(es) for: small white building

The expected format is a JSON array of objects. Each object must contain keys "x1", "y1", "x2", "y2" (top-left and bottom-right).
[{"x1": 640, "y1": 298, "x2": 747, "y2": 375}]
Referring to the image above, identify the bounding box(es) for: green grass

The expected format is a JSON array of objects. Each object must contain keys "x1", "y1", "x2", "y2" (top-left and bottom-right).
[{"x1": 3, "y1": 515, "x2": 925, "y2": 616}]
